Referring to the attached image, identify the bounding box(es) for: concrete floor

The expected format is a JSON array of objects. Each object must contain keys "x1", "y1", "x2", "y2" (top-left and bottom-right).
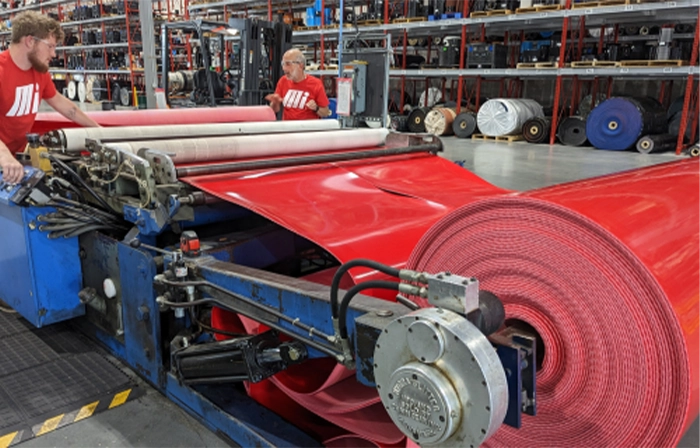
[{"x1": 17, "y1": 105, "x2": 699, "y2": 447}]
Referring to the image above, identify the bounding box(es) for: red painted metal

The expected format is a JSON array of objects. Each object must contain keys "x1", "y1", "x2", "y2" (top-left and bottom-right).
[
  {"x1": 675, "y1": 11, "x2": 700, "y2": 154},
  {"x1": 409, "y1": 158, "x2": 699, "y2": 447},
  {"x1": 31, "y1": 106, "x2": 276, "y2": 135},
  {"x1": 549, "y1": 15, "x2": 570, "y2": 144}
]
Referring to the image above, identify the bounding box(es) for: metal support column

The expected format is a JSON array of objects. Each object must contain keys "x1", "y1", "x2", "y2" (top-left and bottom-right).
[{"x1": 139, "y1": 0, "x2": 157, "y2": 109}]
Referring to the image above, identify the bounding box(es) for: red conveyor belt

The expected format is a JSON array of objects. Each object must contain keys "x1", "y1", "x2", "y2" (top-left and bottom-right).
[
  {"x1": 195, "y1": 151, "x2": 508, "y2": 443},
  {"x1": 408, "y1": 158, "x2": 699, "y2": 447},
  {"x1": 30, "y1": 106, "x2": 276, "y2": 135}
]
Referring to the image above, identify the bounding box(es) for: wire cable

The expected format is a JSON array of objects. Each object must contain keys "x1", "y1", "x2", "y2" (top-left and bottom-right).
[{"x1": 337, "y1": 280, "x2": 401, "y2": 339}]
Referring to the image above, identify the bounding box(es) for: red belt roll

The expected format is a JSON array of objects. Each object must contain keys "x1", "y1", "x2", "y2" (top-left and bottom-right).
[
  {"x1": 31, "y1": 106, "x2": 276, "y2": 135},
  {"x1": 408, "y1": 159, "x2": 699, "y2": 447},
  {"x1": 200, "y1": 152, "x2": 507, "y2": 443}
]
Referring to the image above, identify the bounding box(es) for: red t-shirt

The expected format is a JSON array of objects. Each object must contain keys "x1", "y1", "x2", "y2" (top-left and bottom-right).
[
  {"x1": 0, "y1": 50, "x2": 57, "y2": 154},
  {"x1": 275, "y1": 75, "x2": 329, "y2": 121}
]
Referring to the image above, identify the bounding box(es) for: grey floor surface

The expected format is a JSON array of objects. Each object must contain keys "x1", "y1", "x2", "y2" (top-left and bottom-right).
[{"x1": 16, "y1": 103, "x2": 700, "y2": 447}]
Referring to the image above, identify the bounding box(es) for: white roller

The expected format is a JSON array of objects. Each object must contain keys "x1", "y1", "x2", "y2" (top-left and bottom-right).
[
  {"x1": 56, "y1": 120, "x2": 342, "y2": 152},
  {"x1": 77, "y1": 81, "x2": 87, "y2": 103},
  {"x1": 108, "y1": 128, "x2": 390, "y2": 164},
  {"x1": 67, "y1": 81, "x2": 77, "y2": 101},
  {"x1": 476, "y1": 98, "x2": 544, "y2": 137}
]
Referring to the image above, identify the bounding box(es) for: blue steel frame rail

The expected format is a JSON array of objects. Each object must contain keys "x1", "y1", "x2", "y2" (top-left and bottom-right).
[{"x1": 75, "y1": 241, "x2": 321, "y2": 447}]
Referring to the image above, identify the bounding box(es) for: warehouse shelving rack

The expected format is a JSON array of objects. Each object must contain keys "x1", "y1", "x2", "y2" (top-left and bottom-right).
[
  {"x1": 283, "y1": 0, "x2": 699, "y2": 153},
  {"x1": 0, "y1": 0, "x2": 173, "y2": 107}
]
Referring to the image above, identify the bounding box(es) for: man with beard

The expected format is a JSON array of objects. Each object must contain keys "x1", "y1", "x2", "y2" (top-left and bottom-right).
[
  {"x1": 265, "y1": 48, "x2": 330, "y2": 120},
  {"x1": 0, "y1": 11, "x2": 99, "y2": 183}
]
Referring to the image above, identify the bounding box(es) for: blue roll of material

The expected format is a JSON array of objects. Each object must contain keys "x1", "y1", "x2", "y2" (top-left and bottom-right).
[{"x1": 586, "y1": 97, "x2": 667, "y2": 150}]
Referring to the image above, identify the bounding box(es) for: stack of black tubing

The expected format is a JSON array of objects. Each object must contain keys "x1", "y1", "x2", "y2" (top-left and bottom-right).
[
  {"x1": 452, "y1": 112, "x2": 477, "y2": 138},
  {"x1": 407, "y1": 106, "x2": 432, "y2": 133},
  {"x1": 585, "y1": 97, "x2": 667, "y2": 150},
  {"x1": 558, "y1": 116, "x2": 589, "y2": 146},
  {"x1": 522, "y1": 116, "x2": 551, "y2": 144}
]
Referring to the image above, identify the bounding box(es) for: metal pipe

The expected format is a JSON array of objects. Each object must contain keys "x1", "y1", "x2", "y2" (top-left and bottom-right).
[{"x1": 176, "y1": 142, "x2": 442, "y2": 177}]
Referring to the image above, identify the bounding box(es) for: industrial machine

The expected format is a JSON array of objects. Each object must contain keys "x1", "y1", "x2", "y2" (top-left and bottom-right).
[
  {"x1": 0, "y1": 117, "x2": 537, "y2": 447},
  {"x1": 160, "y1": 18, "x2": 291, "y2": 107}
]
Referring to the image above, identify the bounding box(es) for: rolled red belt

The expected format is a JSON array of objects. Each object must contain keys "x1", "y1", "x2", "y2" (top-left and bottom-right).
[{"x1": 408, "y1": 159, "x2": 699, "y2": 447}]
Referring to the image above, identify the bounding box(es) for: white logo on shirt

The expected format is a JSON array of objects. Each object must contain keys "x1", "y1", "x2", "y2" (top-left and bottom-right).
[
  {"x1": 6, "y1": 83, "x2": 40, "y2": 117},
  {"x1": 283, "y1": 89, "x2": 310, "y2": 109}
]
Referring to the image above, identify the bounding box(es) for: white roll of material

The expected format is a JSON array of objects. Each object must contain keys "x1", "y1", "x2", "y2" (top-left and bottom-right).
[
  {"x1": 477, "y1": 99, "x2": 544, "y2": 137},
  {"x1": 108, "y1": 128, "x2": 390, "y2": 164},
  {"x1": 58, "y1": 120, "x2": 342, "y2": 152}
]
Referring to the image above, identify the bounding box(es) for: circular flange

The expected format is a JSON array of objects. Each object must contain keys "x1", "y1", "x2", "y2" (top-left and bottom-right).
[{"x1": 374, "y1": 308, "x2": 508, "y2": 447}]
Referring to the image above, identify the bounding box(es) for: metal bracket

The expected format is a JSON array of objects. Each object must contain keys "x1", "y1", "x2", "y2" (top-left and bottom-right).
[
  {"x1": 491, "y1": 327, "x2": 537, "y2": 428},
  {"x1": 425, "y1": 272, "x2": 479, "y2": 315}
]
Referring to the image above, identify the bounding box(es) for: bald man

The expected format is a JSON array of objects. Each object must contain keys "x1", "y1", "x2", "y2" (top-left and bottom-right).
[{"x1": 265, "y1": 48, "x2": 330, "y2": 120}]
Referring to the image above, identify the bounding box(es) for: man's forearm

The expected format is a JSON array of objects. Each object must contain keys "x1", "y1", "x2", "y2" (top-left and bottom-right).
[{"x1": 46, "y1": 94, "x2": 100, "y2": 127}]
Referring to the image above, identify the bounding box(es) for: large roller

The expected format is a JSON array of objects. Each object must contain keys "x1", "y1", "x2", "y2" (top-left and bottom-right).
[
  {"x1": 424, "y1": 108, "x2": 456, "y2": 136},
  {"x1": 452, "y1": 111, "x2": 477, "y2": 138},
  {"x1": 477, "y1": 99, "x2": 544, "y2": 137},
  {"x1": 109, "y1": 129, "x2": 391, "y2": 164},
  {"x1": 46, "y1": 120, "x2": 342, "y2": 153},
  {"x1": 31, "y1": 106, "x2": 277, "y2": 135},
  {"x1": 522, "y1": 116, "x2": 550, "y2": 144},
  {"x1": 557, "y1": 116, "x2": 589, "y2": 146},
  {"x1": 586, "y1": 97, "x2": 667, "y2": 150},
  {"x1": 636, "y1": 134, "x2": 678, "y2": 154},
  {"x1": 408, "y1": 159, "x2": 699, "y2": 447}
]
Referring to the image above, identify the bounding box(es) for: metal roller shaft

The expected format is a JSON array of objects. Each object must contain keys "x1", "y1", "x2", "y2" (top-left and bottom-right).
[
  {"x1": 47, "y1": 120, "x2": 342, "y2": 152},
  {"x1": 109, "y1": 129, "x2": 390, "y2": 164}
]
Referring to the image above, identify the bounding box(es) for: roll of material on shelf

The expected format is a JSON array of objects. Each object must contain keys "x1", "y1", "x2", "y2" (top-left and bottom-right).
[
  {"x1": 586, "y1": 97, "x2": 667, "y2": 150},
  {"x1": 522, "y1": 116, "x2": 551, "y2": 144},
  {"x1": 667, "y1": 96, "x2": 685, "y2": 121},
  {"x1": 424, "y1": 108, "x2": 457, "y2": 136},
  {"x1": 669, "y1": 111, "x2": 698, "y2": 142},
  {"x1": 109, "y1": 128, "x2": 391, "y2": 164},
  {"x1": 32, "y1": 106, "x2": 277, "y2": 135},
  {"x1": 453, "y1": 112, "x2": 478, "y2": 138},
  {"x1": 390, "y1": 114, "x2": 409, "y2": 132},
  {"x1": 418, "y1": 87, "x2": 442, "y2": 108},
  {"x1": 77, "y1": 81, "x2": 87, "y2": 103},
  {"x1": 407, "y1": 158, "x2": 699, "y2": 448},
  {"x1": 477, "y1": 98, "x2": 544, "y2": 137},
  {"x1": 558, "y1": 116, "x2": 588, "y2": 146},
  {"x1": 67, "y1": 80, "x2": 77, "y2": 101},
  {"x1": 576, "y1": 93, "x2": 607, "y2": 119},
  {"x1": 636, "y1": 134, "x2": 678, "y2": 154},
  {"x1": 48, "y1": 120, "x2": 342, "y2": 152},
  {"x1": 407, "y1": 106, "x2": 432, "y2": 133}
]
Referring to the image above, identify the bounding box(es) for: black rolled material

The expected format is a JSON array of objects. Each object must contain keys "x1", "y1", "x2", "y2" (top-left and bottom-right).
[
  {"x1": 390, "y1": 114, "x2": 409, "y2": 132},
  {"x1": 558, "y1": 116, "x2": 589, "y2": 146},
  {"x1": 522, "y1": 116, "x2": 551, "y2": 144},
  {"x1": 635, "y1": 134, "x2": 678, "y2": 154},
  {"x1": 452, "y1": 112, "x2": 477, "y2": 138},
  {"x1": 669, "y1": 111, "x2": 698, "y2": 142},
  {"x1": 407, "y1": 106, "x2": 432, "y2": 133},
  {"x1": 101, "y1": 101, "x2": 116, "y2": 111},
  {"x1": 667, "y1": 96, "x2": 685, "y2": 121},
  {"x1": 111, "y1": 83, "x2": 120, "y2": 104},
  {"x1": 92, "y1": 79, "x2": 103, "y2": 102}
]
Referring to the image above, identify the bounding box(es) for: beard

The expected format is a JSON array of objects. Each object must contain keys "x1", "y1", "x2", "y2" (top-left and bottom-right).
[{"x1": 28, "y1": 49, "x2": 49, "y2": 74}]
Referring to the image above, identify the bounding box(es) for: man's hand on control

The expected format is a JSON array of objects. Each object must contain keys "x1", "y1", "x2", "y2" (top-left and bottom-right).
[{"x1": 0, "y1": 154, "x2": 24, "y2": 184}]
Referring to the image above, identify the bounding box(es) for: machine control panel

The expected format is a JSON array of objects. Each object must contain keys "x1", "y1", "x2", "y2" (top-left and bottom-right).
[{"x1": 0, "y1": 165, "x2": 47, "y2": 206}]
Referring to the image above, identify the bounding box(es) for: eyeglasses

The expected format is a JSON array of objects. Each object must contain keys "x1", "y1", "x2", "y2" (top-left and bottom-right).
[
  {"x1": 281, "y1": 60, "x2": 302, "y2": 67},
  {"x1": 32, "y1": 36, "x2": 57, "y2": 51}
]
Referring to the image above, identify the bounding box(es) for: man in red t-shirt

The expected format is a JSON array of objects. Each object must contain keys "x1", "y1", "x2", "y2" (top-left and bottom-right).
[
  {"x1": 265, "y1": 48, "x2": 330, "y2": 121},
  {"x1": 0, "y1": 12, "x2": 99, "y2": 183}
]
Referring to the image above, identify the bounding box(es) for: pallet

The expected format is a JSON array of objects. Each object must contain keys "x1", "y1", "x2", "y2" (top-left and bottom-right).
[
  {"x1": 327, "y1": 23, "x2": 354, "y2": 28},
  {"x1": 472, "y1": 134, "x2": 525, "y2": 142},
  {"x1": 294, "y1": 26, "x2": 319, "y2": 31},
  {"x1": 392, "y1": 17, "x2": 426, "y2": 23},
  {"x1": 571, "y1": 60, "x2": 620, "y2": 67},
  {"x1": 470, "y1": 9, "x2": 513, "y2": 17},
  {"x1": 516, "y1": 62, "x2": 537, "y2": 68},
  {"x1": 618, "y1": 59, "x2": 685, "y2": 67},
  {"x1": 516, "y1": 4, "x2": 562, "y2": 13},
  {"x1": 357, "y1": 19, "x2": 382, "y2": 25},
  {"x1": 571, "y1": 0, "x2": 628, "y2": 8},
  {"x1": 535, "y1": 61, "x2": 558, "y2": 68}
]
